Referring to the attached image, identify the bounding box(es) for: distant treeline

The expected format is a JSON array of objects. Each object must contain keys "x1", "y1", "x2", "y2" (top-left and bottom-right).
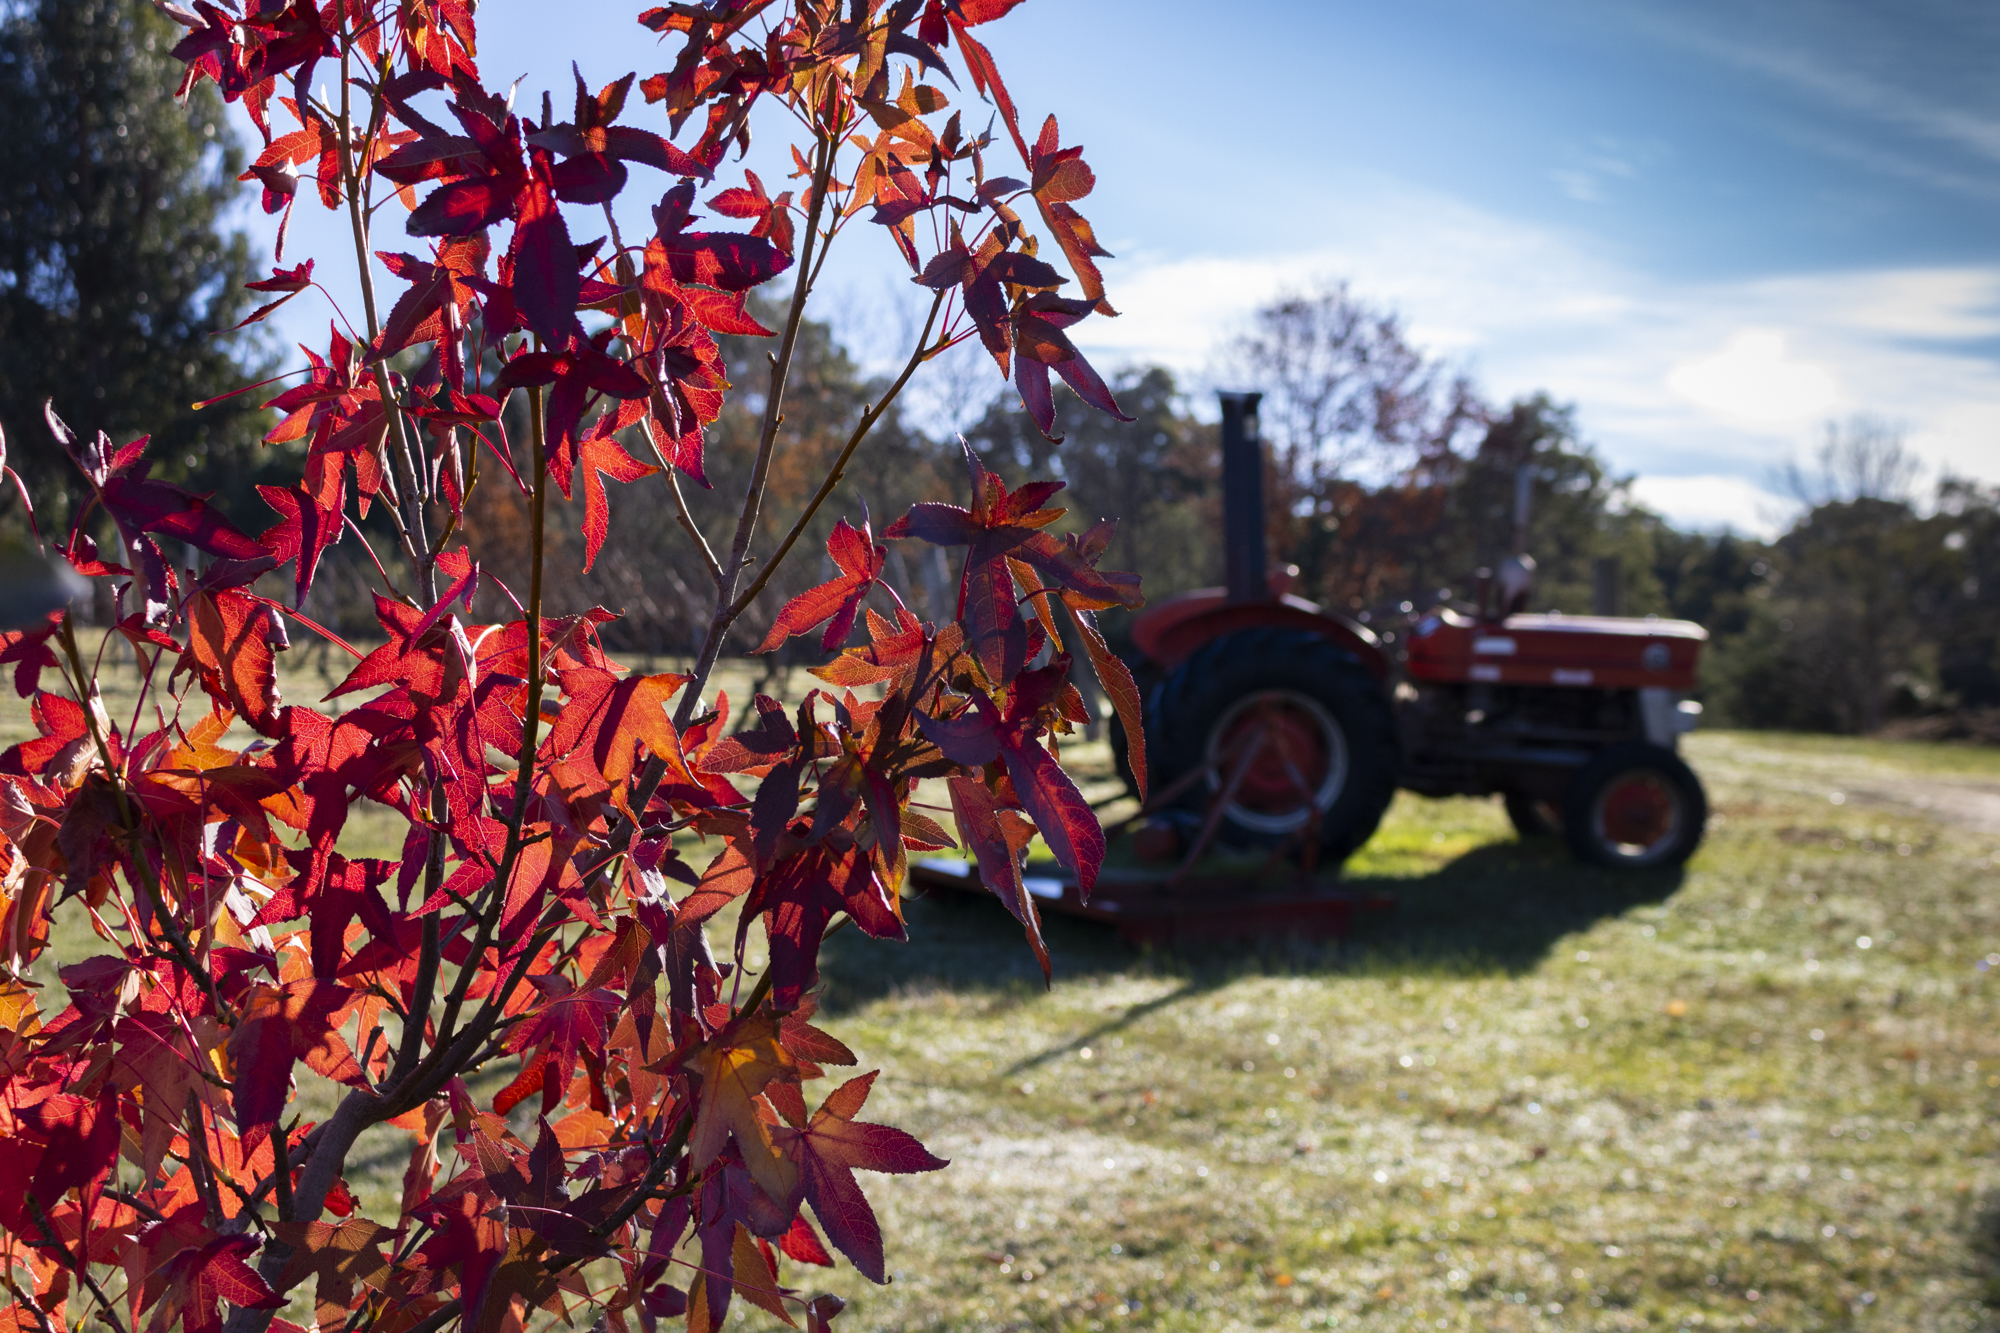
[{"x1": 22, "y1": 278, "x2": 1995, "y2": 739}]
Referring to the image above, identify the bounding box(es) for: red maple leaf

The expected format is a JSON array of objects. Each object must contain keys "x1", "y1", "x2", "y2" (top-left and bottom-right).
[
  {"x1": 23, "y1": 1092, "x2": 121, "y2": 1222},
  {"x1": 260, "y1": 327, "x2": 392, "y2": 523},
  {"x1": 694, "y1": 693, "x2": 797, "y2": 777},
  {"x1": 185, "y1": 590, "x2": 288, "y2": 738},
  {"x1": 507, "y1": 150, "x2": 578, "y2": 343},
  {"x1": 886, "y1": 447, "x2": 1141, "y2": 681},
  {"x1": 1067, "y1": 603, "x2": 1147, "y2": 802},
  {"x1": 395, "y1": 78, "x2": 529, "y2": 238},
  {"x1": 708, "y1": 168, "x2": 794, "y2": 255},
  {"x1": 5, "y1": 688, "x2": 87, "y2": 781},
  {"x1": 741, "y1": 840, "x2": 904, "y2": 1012},
  {"x1": 45, "y1": 407, "x2": 267, "y2": 623},
  {"x1": 650, "y1": 181, "x2": 794, "y2": 294},
  {"x1": 1023, "y1": 114, "x2": 1116, "y2": 318},
  {"x1": 227, "y1": 980, "x2": 365, "y2": 1145},
  {"x1": 1011, "y1": 291, "x2": 1132, "y2": 440},
  {"x1": 496, "y1": 334, "x2": 651, "y2": 501},
  {"x1": 230, "y1": 259, "x2": 316, "y2": 330},
  {"x1": 525, "y1": 66, "x2": 714, "y2": 192},
  {"x1": 142, "y1": 1235, "x2": 284, "y2": 1333},
  {"x1": 255, "y1": 482, "x2": 342, "y2": 603},
  {"x1": 496, "y1": 979, "x2": 619, "y2": 1115},
  {"x1": 0, "y1": 621, "x2": 61, "y2": 698},
  {"x1": 914, "y1": 236, "x2": 1065, "y2": 378},
  {"x1": 371, "y1": 236, "x2": 489, "y2": 374},
  {"x1": 270, "y1": 1217, "x2": 395, "y2": 1331},
  {"x1": 687, "y1": 1014, "x2": 800, "y2": 1207},
  {"x1": 264, "y1": 850, "x2": 398, "y2": 980},
  {"x1": 919, "y1": 657, "x2": 1105, "y2": 893},
  {"x1": 113, "y1": 1013, "x2": 203, "y2": 1180},
  {"x1": 409, "y1": 1181, "x2": 510, "y2": 1330},
  {"x1": 809, "y1": 608, "x2": 964, "y2": 693},
  {"x1": 544, "y1": 664, "x2": 693, "y2": 807},
  {"x1": 946, "y1": 772, "x2": 1048, "y2": 975},
  {"x1": 574, "y1": 408, "x2": 660, "y2": 571},
  {"x1": 755, "y1": 517, "x2": 887, "y2": 654},
  {"x1": 775, "y1": 1072, "x2": 946, "y2": 1283}
]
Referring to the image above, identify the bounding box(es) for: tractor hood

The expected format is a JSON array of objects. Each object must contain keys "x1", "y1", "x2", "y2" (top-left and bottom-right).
[{"x1": 1406, "y1": 608, "x2": 1707, "y2": 691}]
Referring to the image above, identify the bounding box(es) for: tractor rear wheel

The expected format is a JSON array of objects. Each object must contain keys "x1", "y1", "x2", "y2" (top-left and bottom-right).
[
  {"x1": 1560, "y1": 742, "x2": 1706, "y2": 869},
  {"x1": 1149, "y1": 628, "x2": 1399, "y2": 861}
]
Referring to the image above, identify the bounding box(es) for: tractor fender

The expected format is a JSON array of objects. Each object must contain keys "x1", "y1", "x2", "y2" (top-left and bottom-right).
[{"x1": 1130, "y1": 588, "x2": 1391, "y2": 680}]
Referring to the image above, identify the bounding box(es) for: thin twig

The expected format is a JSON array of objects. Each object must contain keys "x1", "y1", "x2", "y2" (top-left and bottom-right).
[
  {"x1": 184, "y1": 1093, "x2": 228, "y2": 1231},
  {"x1": 671, "y1": 128, "x2": 839, "y2": 729},
  {"x1": 272, "y1": 1124, "x2": 296, "y2": 1224},
  {"x1": 729, "y1": 288, "x2": 946, "y2": 619},
  {"x1": 0, "y1": 1274, "x2": 56, "y2": 1333},
  {"x1": 28, "y1": 1193, "x2": 132, "y2": 1333},
  {"x1": 596, "y1": 197, "x2": 727, "y2": 587},
  {"x1": 336, "y1": 38, "x2": 432, "y2": 594},
  {"x1": 389, "y1": 783, "x2": 448, "y2": 1087},
  {"x1": 648, "y1": 437, "x2": 724, "y2": 585}
]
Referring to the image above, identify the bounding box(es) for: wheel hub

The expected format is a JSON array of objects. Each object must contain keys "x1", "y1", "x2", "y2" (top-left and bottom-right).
[
  {"x1": 1205, "y1": 690, "x2": 1349, "y2": 835},
  {"x1": 1592, "y1": 771, "x2": 1681, "y2": 860}
]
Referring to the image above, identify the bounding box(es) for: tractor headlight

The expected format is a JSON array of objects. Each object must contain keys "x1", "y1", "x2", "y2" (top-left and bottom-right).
[{"x1": 1675, "y1": 699, "x2": 1703, "y2": 733}]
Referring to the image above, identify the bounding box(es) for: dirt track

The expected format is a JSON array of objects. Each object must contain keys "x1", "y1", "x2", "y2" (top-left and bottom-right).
[
  {"x1": 1689, "y1": 732, "x2": 2000, "y2": 836},
  {"x1": 1844, "y1": 778, "x2": 2000, "y2": 833}
]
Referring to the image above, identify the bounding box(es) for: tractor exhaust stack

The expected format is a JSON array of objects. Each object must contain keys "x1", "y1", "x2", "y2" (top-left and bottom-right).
[{"x1": 1219, "y1": 391, "x2": 1267, "y2": 604}]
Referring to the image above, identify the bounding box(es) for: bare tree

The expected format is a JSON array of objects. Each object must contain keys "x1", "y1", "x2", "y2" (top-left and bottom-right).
[
  {"x1": 1213, "y1": 280, "x2": 1485, "y2": 609},
  {"x1": 1782, "y1": 414, "x2": 1922, "y2": 506},
  {"x1": 1216, "y1": 279, "x2": 1475, "y2": 488}
]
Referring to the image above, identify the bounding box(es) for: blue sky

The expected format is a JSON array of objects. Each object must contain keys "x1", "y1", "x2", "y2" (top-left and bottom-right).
[{"x1": 241, "y1": 0, "x2": 2000, "y2": 534}]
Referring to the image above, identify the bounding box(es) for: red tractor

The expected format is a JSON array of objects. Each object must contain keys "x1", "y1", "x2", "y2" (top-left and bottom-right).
[{"x1": 1117, "y1": 393, "x2": 1709, "y2": 870}]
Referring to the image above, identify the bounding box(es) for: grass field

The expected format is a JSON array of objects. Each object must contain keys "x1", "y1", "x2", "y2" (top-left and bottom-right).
[{"x1": 7, "y1": 657, "x2": 2000, "y2": 1331}]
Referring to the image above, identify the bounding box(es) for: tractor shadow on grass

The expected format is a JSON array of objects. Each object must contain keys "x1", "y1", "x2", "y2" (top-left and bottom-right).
[
  {"x1": 815, "y1": 833, "x2": 1683, "y2": 1014},
  {"x1": 1337, "y1": 834, "x2": 1685, "y2": 974}
]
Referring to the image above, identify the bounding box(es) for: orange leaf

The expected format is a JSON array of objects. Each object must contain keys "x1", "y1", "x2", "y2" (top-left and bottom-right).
[
  {"x1": 729, "y1": 1223, "x2": 796, "y2": 1327},
  {"x1": 688, "y1": 1015, "x2": 799, "y2": 1206}
]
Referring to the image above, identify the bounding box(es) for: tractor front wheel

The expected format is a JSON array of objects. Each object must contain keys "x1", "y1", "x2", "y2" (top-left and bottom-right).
[
  {"x1": 1560, "y1": 742, "x2": 1707, "y2": 869},
  {"x1": 1149, "y1": 628, "x2": 1399, "y2": 861}
]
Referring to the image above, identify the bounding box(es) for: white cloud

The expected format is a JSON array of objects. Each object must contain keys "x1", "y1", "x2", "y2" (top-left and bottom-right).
[
  {"x1": 1627, "y1": 474, "x2": 1791, "y2": 537},
  {"x1": 1058, "y1": 176, "x2": 2000, "y2": 530},
  {"x1": 1666, "y1": 330, "x2": 1841, "y2": 424}
]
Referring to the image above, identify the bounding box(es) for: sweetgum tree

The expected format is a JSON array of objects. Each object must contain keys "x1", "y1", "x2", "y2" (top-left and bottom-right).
[{"x1": 0, "y1": 2, "x2": 1147, "y2": 1330}]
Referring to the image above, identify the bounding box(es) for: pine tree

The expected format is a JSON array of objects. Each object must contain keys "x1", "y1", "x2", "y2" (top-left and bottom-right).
[{"x1": 0, "y1": 0, "x2": 271, "y2": 532}]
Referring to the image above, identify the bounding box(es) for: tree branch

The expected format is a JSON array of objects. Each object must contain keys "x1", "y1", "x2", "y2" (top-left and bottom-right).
[
  {"x1": 671, "y1": 128, "x2": 838, "y2": 729},
  {"x1": 730, "y1": 288, "x2": 946, "y2": 619},
  {"x1": 427, "y1": 378, "x2": 551, "y2": 1057},
  {"x1": 337, "y1": 39, "x2": 434, "y2": 598}
]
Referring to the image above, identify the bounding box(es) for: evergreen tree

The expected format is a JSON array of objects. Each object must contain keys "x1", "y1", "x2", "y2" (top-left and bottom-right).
[{"x1": 0, "y1": 0, "x2": 270, "y2": 531}]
